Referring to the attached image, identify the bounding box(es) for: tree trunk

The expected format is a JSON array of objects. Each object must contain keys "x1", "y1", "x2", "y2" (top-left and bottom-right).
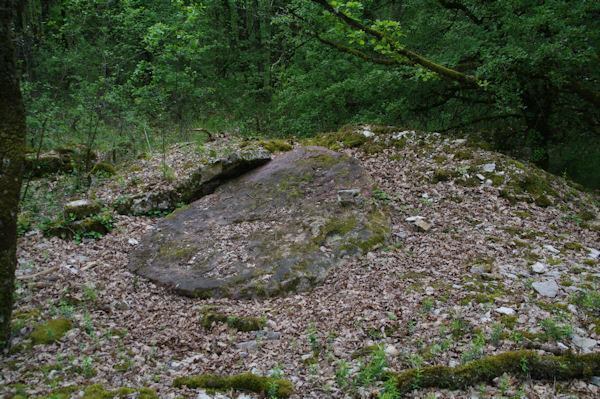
[{"x1": 0, "y1": 0, "x2": 27, "y2": 351}]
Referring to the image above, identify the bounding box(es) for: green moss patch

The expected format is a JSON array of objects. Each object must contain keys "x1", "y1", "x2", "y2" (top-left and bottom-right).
[
  {"x1": 389, "y1": 350, "x2": 600, "y2": 396},
  {"x1": 79, "y1": 384, "x2": 157, "y2": 399},
  {"x1": 256, "y1": 139, "x2": 293, "y2": 153},
  {"x1": 173, "y1": 372, "x2": 293, "y2": 398},
  {"x1": 200, "y1": 311, "x2": 265, "y2": 332},
  {"x1": 30, "y1": 318, "x2": 72, "y2": 345},
  {"x1": 90, "y1": 162, "x2": 116, "y2": 176}
]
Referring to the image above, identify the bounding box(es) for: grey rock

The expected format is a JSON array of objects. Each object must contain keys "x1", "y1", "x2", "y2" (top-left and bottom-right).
[
  {"x1": 543, "y1": 244, "x2": 560, "y2": 254},
  {"x1": 338, "y1": 189, "x2": 361, "y2": 206},
  {"x1": 256, "y1": 331, "x2": 281, "y2": 341},
  {"x1": 476, "y1": 173, "x2": 485, "y2": 181},
  {"x1": 588, "y1": 248, "x2": 600, "y2": 259},
  {"x1": 482, "y1": 163, "x2": 496, "y2": 172},
  {"x1": 531, "y1": 262, "x2": 547, "y2": 274},
  {"x1": 236, "y1": 341, "x2": 258, "y2": 352},
  {"x1": 532, "y1": 280, "x2": 559, "y2": 298},
  {"x1": 168, "y1": 360, "x2": 182, "y2": 370},
  {"x1": 470, "y1": 265, "x2": 486, "y2": 274},
  {"x1": 495, "y1": 307, "x2": 516, "y2": 316},
  {"x1": 395, "y1": 231, "x2": 408, "y2": 239},
  {"x1": 572, "y1": 335, "x2": 597, "y2": 353},
  {"x1": 590, "y1": 376, "x2": 600, "y2": 387},
  {"x1": 196, "y1": 393, "x2": 212, "y2": 399},
  {"x1": 129, "y1": 147, "x2": 390, "y2": 298}
]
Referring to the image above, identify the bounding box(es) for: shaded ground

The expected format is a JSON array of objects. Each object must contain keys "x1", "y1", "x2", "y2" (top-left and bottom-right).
[{"x1": 2, "y1": 128, "x2": 600, "y2": 398}]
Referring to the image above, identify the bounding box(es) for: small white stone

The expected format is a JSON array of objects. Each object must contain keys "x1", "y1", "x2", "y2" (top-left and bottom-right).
[
  {"x1": 485, "y1": 179, "x2": 493, "y2": 185},
  {"x1": 531, "y1": 262, "x2": 547, "y2": 274},
  {"x1": 384, "y1": 345, "x2": 399, "y2": 357},
  {"x1": 421, "y1": 193, "x2": 429, "y2": 199},
  {"x1": 360, "y1": 129, "x2": 374, "y2": 137},
  {"x1": 405, "y1": 216, "x2": 424, "y2": 222},
  {"x1": 476, "y1": 173, "x2": 485, "y2": 181},
  {"x1": 128, "y1": 238, "x2": 139, "y2": 245},
  {"x1": 568, "y1": 304, "x2": 578, "y2": 313},
  {"x1": 495, "y1": 307, "x2": 516, "y2": 316},
  {"x1": 557, "y1": 342, "x2": 569, "y2": 350}
]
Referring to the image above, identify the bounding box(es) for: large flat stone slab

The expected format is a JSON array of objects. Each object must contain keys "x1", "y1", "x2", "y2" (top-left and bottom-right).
[{"x1": 129, "y1": 146, "x2": 390, "y2": 298}]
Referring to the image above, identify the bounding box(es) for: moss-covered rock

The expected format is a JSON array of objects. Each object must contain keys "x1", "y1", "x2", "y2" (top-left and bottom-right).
[
  {"x1": 129, "y1": 147, "x2": 391, "y2": 298},
  {"x1": 30, "y1": 318, "x2": 72, "y2": 345},
  {"x1": 90, "y1": 162, "x2": 116, "y2": 176},
  {"x1": 63, "y1": 199, "x2": 102, "y2": 220},
  {"x1": 173, "y1": 372, "x2": 293, "y2": 398},
  {"x1": 24, "y1": 152, "x2": 72, "y2": 177},
  {"x1": 42, "y1": 210, "x2": 114, "y2": 240},
  {"x1": 200, "y1": 311, "x2": 265, "y2": 332}
]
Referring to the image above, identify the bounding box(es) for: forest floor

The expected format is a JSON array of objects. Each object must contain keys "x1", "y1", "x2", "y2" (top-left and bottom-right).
[{"x1": 2, "y1": 127, "x2": 600, "y2": 398}]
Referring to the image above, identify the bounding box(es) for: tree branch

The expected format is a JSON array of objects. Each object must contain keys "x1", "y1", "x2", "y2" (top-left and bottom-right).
[
  {"x1": 437, "y1": 0, "x2": 482, "y2": 25},
  {"x1": 314, "y1": 34, "x2": 402, "y2": 66},
  {"x1": 310, "y1": 0, "x2": 479, "y2": 87}
]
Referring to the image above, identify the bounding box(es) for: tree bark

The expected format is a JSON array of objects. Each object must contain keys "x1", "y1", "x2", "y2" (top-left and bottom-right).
[{"x1": 0, "y1": 0, "x2": 27, "y2": 351}]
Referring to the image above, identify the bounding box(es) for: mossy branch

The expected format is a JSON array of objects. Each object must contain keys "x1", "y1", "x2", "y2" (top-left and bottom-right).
[
  {"x1": 315, "y1": 34, "x2": 402, "y2": 66},
  {"x1": 310, "y1": 0, "x2": 479, "y2": 87},
  {"x1": 389, "y1": 350, "x2": 600, "y2": 395}
]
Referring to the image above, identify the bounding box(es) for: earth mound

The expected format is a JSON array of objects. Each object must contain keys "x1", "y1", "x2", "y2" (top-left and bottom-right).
[{"x1": 129, "y1": 146, "x2": 390, "y2": 298}]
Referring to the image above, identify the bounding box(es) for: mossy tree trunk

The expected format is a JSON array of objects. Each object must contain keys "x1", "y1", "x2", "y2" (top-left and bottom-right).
[{"x1": 0, "y1": 0, "x2": 27, "y2": 351}]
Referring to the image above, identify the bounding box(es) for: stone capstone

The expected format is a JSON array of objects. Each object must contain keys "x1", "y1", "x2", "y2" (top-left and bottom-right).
[
  {"x1": 113, "y1": 149, "x2": 271, "y2": 215},
  {"x1": 129, "y1": 146, "x2": 391, "y2": 298}
]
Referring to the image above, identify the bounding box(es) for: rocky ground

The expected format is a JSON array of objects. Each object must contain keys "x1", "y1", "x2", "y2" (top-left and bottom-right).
[{"x1": 2, "y1": 127, "x2": 600, "y2": 398}]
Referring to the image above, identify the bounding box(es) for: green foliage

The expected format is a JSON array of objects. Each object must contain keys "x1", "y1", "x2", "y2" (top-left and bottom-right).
[
  {"x1": 12, "y1": 0, "x2": 600, "y2": 188},
  {"x1": 355, "y1": 345, "x2": 388, "y2": 387}
]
